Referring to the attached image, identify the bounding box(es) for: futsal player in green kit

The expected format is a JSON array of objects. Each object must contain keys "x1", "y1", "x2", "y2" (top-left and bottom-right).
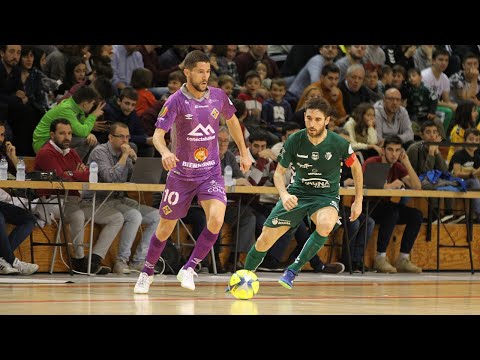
[{"x1": 240, "y1": 97, "x2": 364, "y2": 290}]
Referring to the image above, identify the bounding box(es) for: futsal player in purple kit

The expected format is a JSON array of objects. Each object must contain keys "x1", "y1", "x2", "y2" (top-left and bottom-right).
[{"x1": 134, "y1": 50, "x2": 251, "y2": 293}]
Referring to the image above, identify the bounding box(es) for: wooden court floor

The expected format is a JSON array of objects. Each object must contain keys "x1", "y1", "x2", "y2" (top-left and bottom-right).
[{"x1": 1, "y1": 271, "x2": 480, "y2": 315}]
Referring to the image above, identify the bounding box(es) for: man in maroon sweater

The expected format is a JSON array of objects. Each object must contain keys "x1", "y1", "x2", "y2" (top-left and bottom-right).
[{"x1": 34, "y1": 118, "x2": 124, "y2": 274}]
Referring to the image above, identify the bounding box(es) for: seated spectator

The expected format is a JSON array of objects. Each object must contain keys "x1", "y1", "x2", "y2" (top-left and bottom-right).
[
  {"x1": 35, "y1": 119, "x2": 124, "y2": 274},
  {"x1": 85, "y1": 122, "x2": 160, "y2": 274},
  {"x1": 344, "y1": 102, "x2": 382, "y2": 160},
  {"x1": 160, "y1": 70, "x2": 185, "y2": 101},
  {"x1": 450, "y1": 52, "x2": 480, "y2": 106},
  {"x1": 0, "y1": 201, "x2": 38, "y2": 275},
  {"x1": 339, "y1": 64, "x2": 379, "y2": 117},
  {"x1": 448, "y1": 128, "x2": 480, "y2": 221},
  {"x1": 0, "y1": 45, "x2": 44, "y2": 156},
  {"x1": 375, "y1": 88, "x2": 415, "y2": 150},
  {"x1": 101, "y1": 87, "x2": 154, "y2": 157},
  {"x1": 407, "y1": 120, "x2": 453, "y2": 221},
  {"x1": 0, "y1": 120, "x2": 38, "y2": 275},
  {"x1": 362, "y1": 135, "x2": 423, "y2": 273},
  {"x1": 131, "y1": 67, "x2": 156, "y2": 116},
  {"x1": 55, "y1": 56, "x2": 87, "y2": 99},
  {"x1": 261, "y1": 78, "x2": 292, "y2": 140},
  {"x1": 406, "y1": 68, "x2": 443, "y2": 139},
  {"x1": 447, "y1": 100, "x2": 478, "y2": 162},
  {"x1": 33, "y1": 86, "x2": 103, "y2": 160}
]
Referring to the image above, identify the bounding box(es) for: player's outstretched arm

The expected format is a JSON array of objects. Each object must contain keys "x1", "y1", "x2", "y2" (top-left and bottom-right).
[
  {"x1": 226, "y1": 114, "x2": 251, "y2": 173},
  {"x1": 350, "y1": 157, "x2": 363, "y2": 221}
]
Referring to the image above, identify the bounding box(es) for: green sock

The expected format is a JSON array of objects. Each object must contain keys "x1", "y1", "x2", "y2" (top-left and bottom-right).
[
  {"x1": 288, "y1": 231, "x2": 327, "y2": 273},
  {"x1": 244, "y1": 245, "x2": 267, "y2": 271}
]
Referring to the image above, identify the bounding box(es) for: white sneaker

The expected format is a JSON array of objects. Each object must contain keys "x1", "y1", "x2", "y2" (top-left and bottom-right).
[
  {"x1": 12, "y1": 258, "x2": 39, "y2": 275},
  {"x1": 134, "y1": 272, "x2": 154, "y2": 294},
  {"x1": 0, "y1": 257, "x2": 19, "y2": 275},
  {"x1": 176, "y1": 267, "x2": 197, "y2": 290}
]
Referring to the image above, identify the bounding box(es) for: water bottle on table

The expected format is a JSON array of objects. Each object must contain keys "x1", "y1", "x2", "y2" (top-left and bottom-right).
[
  {"x1": 89, "y1": 161, "x2": 98, "y2": 183},
  {"x1": 224, "y1": 165, "x2": 233, "y2": 186},
  {"x1": 0, "y1": 156, "x2": 8, "y2": 180},
  {"x1": 16, "y1": 157, "x2": 25, "y2": 181}
]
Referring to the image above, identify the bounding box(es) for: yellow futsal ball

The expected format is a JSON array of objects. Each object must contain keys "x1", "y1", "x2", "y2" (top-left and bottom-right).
[{"x1": 228, "y1": 269, "x2": 260, "y2": 300}]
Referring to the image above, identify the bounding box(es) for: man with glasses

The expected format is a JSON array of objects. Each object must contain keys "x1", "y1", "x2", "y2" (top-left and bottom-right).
[
  {"x1": 85, "y1": 122, "x2": 160, "y2": 274},
  {"x1": 375, "y1": 88, "x2": 415, "y2": 150}
]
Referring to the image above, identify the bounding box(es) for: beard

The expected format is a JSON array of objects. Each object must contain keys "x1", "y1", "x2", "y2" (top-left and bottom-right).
[
  {"x1": 190, "y1": 78, "x2": 208, "y2": 93},
  {"x1": 307, "y1": 124, "x2": 327, "y2": 138},
  {"x1": 54, "y1": 139, "x2": 70, "y2": 150}
]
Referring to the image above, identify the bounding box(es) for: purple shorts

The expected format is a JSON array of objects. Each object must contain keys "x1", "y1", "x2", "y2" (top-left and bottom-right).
[{"x1": 159, "y1": 173, "x2": 227, "y2": 219}]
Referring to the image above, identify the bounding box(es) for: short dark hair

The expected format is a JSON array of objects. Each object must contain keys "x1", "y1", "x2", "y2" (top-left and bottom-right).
[
  {"x1": 321, "y1": 63, "x2": 340, "y2": 76},
  {"x1": 110, "y1": 122, "x2": 129, "y2": 135},
  {"x1": 248, "y1": 130, "x2": 269, "y2": 144},
  {"x1": 184, "y1": 50, "x2": 210, "y2": 70},
  {"x1": 420, "y1": 120, "x2": 438, "y2": 133},
  {"x1": 232, "y1": 98, "x2": 246, "y2": 118},
  {"x1": 304, "y1": 97, "x2": 331, "y2": 117},
  {"x1": 92, "y1": 76, "x2": 114, "y2": 101},
  {"x1": 50, "y1": 118, "x2": 71, "y2": 133},
  {"x1": 464, "y1": 128, "x2": 480, "y2": 140},
  {"x1": 72, "y1": 85, "x2": 98, "y2": 104},
  {"x1": 383, "y1": 135, "x2": 403, "y2": 148},
  {"x1": 119, "y1": 87, "x2": 138, "y2": 101},
  {"x1": 282, "y1": 122, "x2": 301, "y2": 135}
]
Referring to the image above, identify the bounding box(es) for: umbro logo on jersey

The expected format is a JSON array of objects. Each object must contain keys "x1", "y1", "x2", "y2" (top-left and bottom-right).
[
  {"x1": 188, "y1": 124, "x2": 215, "y2": 136},
  {"x1": 185, "y1": 114, "x2": 193, "y2": 120}
]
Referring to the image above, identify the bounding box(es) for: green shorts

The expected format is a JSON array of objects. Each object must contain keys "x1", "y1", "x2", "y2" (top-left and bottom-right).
[{"x1": 264, "y1": 195, "x2": 340, "y2": 230}]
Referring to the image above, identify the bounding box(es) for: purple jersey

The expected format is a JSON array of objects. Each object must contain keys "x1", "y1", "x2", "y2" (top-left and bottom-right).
[{"x1": 155, "y1": 84, "x2": 236, "y2": 181}]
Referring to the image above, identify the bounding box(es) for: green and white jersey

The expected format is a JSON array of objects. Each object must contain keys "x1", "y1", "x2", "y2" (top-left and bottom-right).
[{"x1": 278, "y1": 129, "x2": 354, "y2": 198}]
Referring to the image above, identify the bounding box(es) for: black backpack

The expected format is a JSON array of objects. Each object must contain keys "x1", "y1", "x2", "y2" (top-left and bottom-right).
[{"x1": 155, "y1": 239, "x2": 182, "y2": 275}]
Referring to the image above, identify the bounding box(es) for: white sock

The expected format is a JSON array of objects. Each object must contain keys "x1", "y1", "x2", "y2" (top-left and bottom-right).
[
  {"x1": 398, "y1": 253, "x2": 409, "y2": 260},
  {"x1": 376, "y1": 252, "x2": 386, "y2": 258}
]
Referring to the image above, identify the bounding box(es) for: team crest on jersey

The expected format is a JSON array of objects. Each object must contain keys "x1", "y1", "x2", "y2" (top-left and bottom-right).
[
  {"x1": 158, "y1": 106, "x2": 168, "y2": 118},
  {"x1": 162, "y1": 205, "x2": 172, "y2": 215},
  {"x1": 325, "y1": 152, "x2": 332, "y2": 160},
  {"x1": 312, "y1": 152, "x2": 319, "y2": 160},
  {"x1": 194, "y1": 147, "x2": 209, "y2": 162},
  {"x1": 211, "y1": 108, "x2": 219, "y2": 119}
]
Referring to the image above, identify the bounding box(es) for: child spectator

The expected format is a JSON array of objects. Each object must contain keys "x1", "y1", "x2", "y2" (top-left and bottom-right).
[
  {"x1": 344, "y1": 102, "x2": 381, "y2": 161},
  {"x1": 406, "y1": 67, "x2": 443, "y2": 139},
  {"x1": 160, "y1": 70, "x2": 186, "y2": 101},
  {"x1": 261, "y1": 78, "x2": 292, "y2": 139},
  {"x1": 378, "y1": 64, "x2": 393, "y2": 95},
  {"x1": 218, "y1": 74, "x2": 235, "y2": 99},
  {"x1": 208, "y1": 72, "x2": 219, "y2": 88},
  {"x1": 130, "y1": 67, "x2": 156, "y2": 116},
  {"x1": 364, "y1": 63, "x2": 382, "y2": 99},
  {"x1": 238, "y1": 70, "x2": 265, "y2": 122},
  {"x1": 255, "y1": 60, "x2": 272, "y2": 91},
  {"x1": 447, "y1": 100, "x2": 478, "y2": 162}
]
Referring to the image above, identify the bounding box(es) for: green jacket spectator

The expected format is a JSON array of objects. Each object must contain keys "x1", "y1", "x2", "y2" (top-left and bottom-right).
[{"x1": 32, "y1": 86, "x2": 103, "y2": 153}]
